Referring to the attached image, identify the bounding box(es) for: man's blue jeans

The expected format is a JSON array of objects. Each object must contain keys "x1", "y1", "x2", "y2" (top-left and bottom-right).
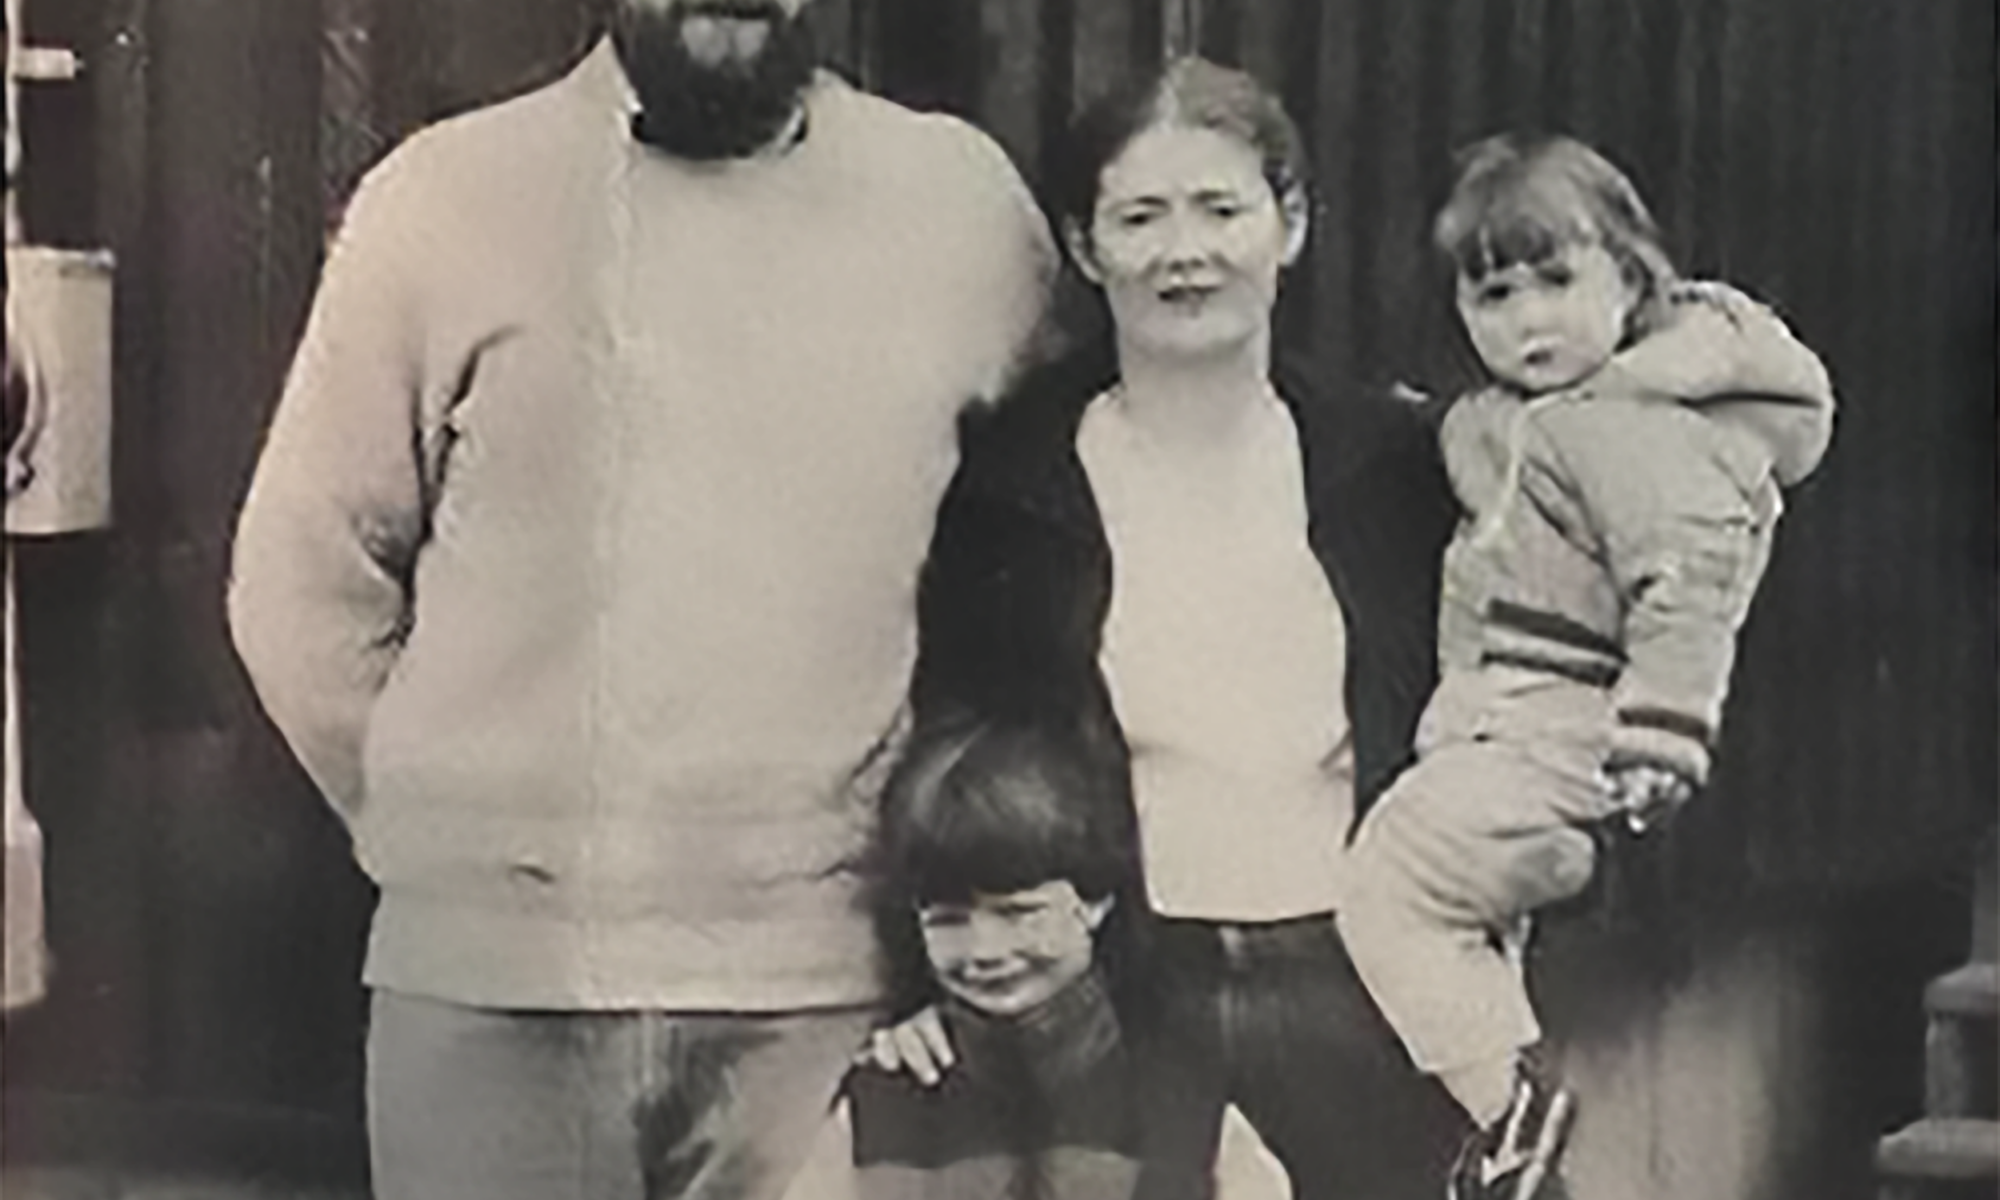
[
  {"x1": 1149, "y1": 914, "x2": 1466, "y2": 1200},
  {"x1": 367, "y1": 989, "x2": 875, "y2": 1200}
]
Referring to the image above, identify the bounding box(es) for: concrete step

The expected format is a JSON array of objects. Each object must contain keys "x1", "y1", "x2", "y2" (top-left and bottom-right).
[
  {"x1": 1927, "y1": 963, "x2": 1999, "y2": 1019},
  {"x1": 1971, "y1": 835, "x2": 1996, "y2": 965},
  {"x1": 1876, "y1": 1118, "x2": 2000, "y2": 1182},
  {"x1": 1923, "y1": 963, "x2": 2000, "y2": 1119}
]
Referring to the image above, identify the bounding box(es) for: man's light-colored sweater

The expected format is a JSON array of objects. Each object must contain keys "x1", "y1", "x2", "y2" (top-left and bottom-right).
[{"x1": 228, "y1": 41, "x2": 1051, "y2": 1010}]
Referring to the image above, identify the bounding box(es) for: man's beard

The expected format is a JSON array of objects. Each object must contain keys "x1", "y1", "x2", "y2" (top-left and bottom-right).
[{"x1": 612, "y1": 1, "x2": 818, "y2": 161}]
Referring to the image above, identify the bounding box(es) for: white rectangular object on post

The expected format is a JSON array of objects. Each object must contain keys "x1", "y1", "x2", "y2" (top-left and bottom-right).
[{"x1": 6, "y1": 245, "x2": 115, "y2": 535}]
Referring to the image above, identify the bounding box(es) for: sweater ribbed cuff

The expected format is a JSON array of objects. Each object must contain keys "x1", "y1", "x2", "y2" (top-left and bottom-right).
[{"x1": 1609, "y1": 709, "x2": 1713, "y2": 785}]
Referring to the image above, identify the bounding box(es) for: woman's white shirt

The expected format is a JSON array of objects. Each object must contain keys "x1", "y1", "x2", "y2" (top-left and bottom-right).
[{"x1": 1079, "y1": 389, "x2": 1352, "y2": 922}]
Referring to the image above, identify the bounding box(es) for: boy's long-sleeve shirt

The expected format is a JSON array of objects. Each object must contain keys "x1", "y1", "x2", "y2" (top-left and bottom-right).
[{"x1": 844, "y1": 974, "x2": 1222, "y2": 1200}]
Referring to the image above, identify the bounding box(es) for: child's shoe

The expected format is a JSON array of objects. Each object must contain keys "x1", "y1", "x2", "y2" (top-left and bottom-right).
[{"x1": 1446, "y1": 1074, "x2": 1576, "y2": 1200}]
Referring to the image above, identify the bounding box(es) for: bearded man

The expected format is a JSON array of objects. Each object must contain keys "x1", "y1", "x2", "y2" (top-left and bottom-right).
[{"x1": 227, "y1": 3, "x2": 1051, "y2": 1195}]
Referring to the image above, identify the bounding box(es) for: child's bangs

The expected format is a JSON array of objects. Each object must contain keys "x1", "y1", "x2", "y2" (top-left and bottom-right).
[
  {"x1": 1440, "y1": 174, "x2": 1599, "y2": 282},
  {"x1": 899, "y1": 780, "x2": 1076, "y2": 905}
]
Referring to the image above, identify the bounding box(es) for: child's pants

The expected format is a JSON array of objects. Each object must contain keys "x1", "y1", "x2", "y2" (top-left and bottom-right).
[{"x1": 1337, "y1": 667, "x2": 1621, "y2": 1076}]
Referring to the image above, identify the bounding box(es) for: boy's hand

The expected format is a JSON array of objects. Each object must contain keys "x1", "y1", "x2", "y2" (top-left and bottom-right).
[
  {"x1": 1603, "y1": 762, "x2": 1696, "y2": 835},
  {"x1": 857, "y1": 1005, "x2": 956, "y2": 1087}
]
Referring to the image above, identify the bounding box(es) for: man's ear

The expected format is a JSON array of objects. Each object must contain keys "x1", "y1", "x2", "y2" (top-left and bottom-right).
[
  {"x1": 1081, "y1": 894, "x2": 1114, "y2": 932},
  {"x1": 1064, "y1": 217, "x2": 1105, "y2": 286},
  {"x1": 1280, "y1": 185, "x2": 1311, "y2": 266}
]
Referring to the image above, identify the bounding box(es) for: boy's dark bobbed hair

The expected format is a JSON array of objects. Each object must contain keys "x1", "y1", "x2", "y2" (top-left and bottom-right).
[{"x1": 877, "y1": 716, "x2": 1134, "y2": 908}]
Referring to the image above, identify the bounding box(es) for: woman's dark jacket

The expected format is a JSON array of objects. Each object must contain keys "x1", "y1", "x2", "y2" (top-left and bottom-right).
[{"x1": 911, "y1": 352, "x2": 1462, "y2": 831}]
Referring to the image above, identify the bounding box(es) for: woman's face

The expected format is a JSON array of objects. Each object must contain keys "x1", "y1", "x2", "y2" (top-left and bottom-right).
[{"x1": 1075, "y1": 123, "x2": 1303, "y2": 362}]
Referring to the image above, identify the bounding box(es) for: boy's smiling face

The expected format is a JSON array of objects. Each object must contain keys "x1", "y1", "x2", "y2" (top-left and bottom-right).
[
  {"x1": 1457, "y1": 239, "x2": 1639, "y2": 394},
  {"x1": 917, "y1": 881, "x2": 1110, "y2": 1018}
]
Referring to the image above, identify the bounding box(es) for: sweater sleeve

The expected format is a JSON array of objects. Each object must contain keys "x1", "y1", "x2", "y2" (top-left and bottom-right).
[
  {"x1": 931, "y1": 115, "x2": 1057, "y2": 405},
  {"x1": 228, "y1": 153, "x2": 436, "y2": 824},
  {"x1": 1536, "y1": 403, "x2": 1775, "y2": 784}
]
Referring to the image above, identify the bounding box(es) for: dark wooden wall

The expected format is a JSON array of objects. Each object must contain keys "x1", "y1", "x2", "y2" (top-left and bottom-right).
[{"x1": 4, "y1": 0, "x2": 1992, "y2": 1192}]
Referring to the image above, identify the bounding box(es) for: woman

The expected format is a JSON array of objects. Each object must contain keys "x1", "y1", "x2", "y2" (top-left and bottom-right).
[{"x1": 884, "y1": 58, "x2": 1468, "y2": 1200}]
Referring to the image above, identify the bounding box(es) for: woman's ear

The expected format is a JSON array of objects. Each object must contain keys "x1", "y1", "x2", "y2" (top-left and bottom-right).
[
  {"x1": 1063, "y1": 217, "x2": 1105, "y2": 286},
  {"x1": 1081, "y1": 894, "x2": 1114, "y2": 932},
  {"x1": 1280, "y1": 185, "x2": 1311, "y2": 266}
]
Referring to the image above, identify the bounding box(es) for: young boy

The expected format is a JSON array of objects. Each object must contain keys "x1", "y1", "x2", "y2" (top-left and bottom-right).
[
  {"x1": 838, "y1": 718, "x2": 1286, "y2": 1200},
  {"x1": 1335, "y1": 133, "x2": 1836, "y2": 1200}
]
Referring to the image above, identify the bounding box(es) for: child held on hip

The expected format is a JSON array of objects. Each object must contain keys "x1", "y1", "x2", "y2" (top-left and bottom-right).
[{"x1": 1336, "y1": 132, "x2": 1835, "y2": 1200}]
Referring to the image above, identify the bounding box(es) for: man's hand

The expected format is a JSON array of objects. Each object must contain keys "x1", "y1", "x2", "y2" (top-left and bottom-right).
[
  {"x1": 856, "y1": 1005, "x2": 956, "y2": 1088},
  {"x1": 1603, "y1": 762, "x2": 1696, "y2": 835}
]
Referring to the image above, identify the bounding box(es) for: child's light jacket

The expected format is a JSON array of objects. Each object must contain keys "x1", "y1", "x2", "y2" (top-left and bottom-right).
[{"x1": 1434, "y1": 295, "x2": 1836, "y2": 783}]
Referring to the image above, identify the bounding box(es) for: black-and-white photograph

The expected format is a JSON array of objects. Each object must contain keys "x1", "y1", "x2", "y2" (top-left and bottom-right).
[{"x1": 3, "y1": 1, "x2": 1994, "y2": 1198}]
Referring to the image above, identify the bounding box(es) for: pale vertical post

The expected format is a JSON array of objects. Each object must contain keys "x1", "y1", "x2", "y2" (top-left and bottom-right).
[{"x1": 1163, "y1": 0, "x2": 1200, "y2": 59}]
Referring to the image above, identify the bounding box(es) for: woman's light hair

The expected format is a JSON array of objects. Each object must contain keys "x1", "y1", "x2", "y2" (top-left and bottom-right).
[{"x1": 1052, "y1": 56, "x2": 1308, "y2": 232}]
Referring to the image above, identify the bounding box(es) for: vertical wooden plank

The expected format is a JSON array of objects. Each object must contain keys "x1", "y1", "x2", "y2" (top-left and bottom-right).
[
  {"x1": 12, "y1": 0, "x2": 99, "y2": 246},
  {"x1": 815, "y1": 0, "x2": 857, "y2": 76},
  {"x1": 1595, "y1": 1, "x2": 1649, "y2": 177},
  {"x1": 1562, "y1": 0, "x2": 1610, "y2": 145},
  {"x1": 1681, "y1": 0, "x2": 1725, "y2": 271},
  {"x1": 1164, "y1": 0, "x2": 1198, "y2": 58},
  {"x1": 1539, "y1": 0, "x2": 1573, "y2": 123},
  {"x1": 1507, "y1": 0, "x2": 1547, "y2": 129},
  {"x1": 1070, "y1": 0, "x2": 1142, "y2": 112},
  {"x1": 0, "y1": 0, "x2": 159, "y2": 1109},
  {"x1": 1308, "y1": 0, "x2": 1361, "y2": 384},
  {"x1": 1194, "y1": 0, "x2": 1241, "y2": 66},
  {"x1": 1261, "y1": 0, "x2": 1325, "y2": 352},
  {"x1": 146, "y1": 0, "x2": 315, "y2": 1106},
  {"x1": 975, "y1": 0, "x2": 1046, "y2": 177},
  {"x1": 1634, "y1": 0, "x2": 1683, "y2": 241},
  {"x1": 870, "y1": 0, "x2": 981, "y2": 116},
  {"x1": 90, "y1": 0, "x2": 159, "y2": 1098},
  {"x1": 1358, "y1": 0, "x2": 1429, "y2": 384},
  {"x1": 1038, "y1": 0, "x2": 1076, "y2": 176},
  {"x1": 1233, "y1": 0, "x2": 1293, "y2": 98},
  {"x1": 1445, "y1": 0, "x2": 1494, "y2": 145},
  {"x1": 94, "y1": 0, "x2": 154, "y2": 525},
  {"x1": 419, "y1": 0, "x2": 594, "y2": 121},
  {"x1": 320, "y1": 0, "x2": 385, "y2": 235},
  {"x1": 845, "y1": 0, "x2": 882, "y2": 91},
  {"x1": 1717, "y1": 0, "x2": 1780, "y2": 286},
  {"x1": 1933, "y1": 0, "x2": 1999, "y2": 833},
  {"x1": 1276, "y1": 0, "x2": 1325, "y2": 157},
  {"x1": 1897, "y1": 0, "x2": 1946, "y2": 819},
  {"x1": 1713, "y1": 0, "x2": 1811, "y2": 891}
]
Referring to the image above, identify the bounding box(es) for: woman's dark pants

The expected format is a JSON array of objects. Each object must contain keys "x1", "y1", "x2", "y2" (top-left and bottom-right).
[{"x1": 1151, "y1": 915, "x2": 1466, "y2": 1200}]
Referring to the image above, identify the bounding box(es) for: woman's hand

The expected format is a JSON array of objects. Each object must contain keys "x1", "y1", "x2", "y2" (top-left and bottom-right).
[
  {"x1": 856, "y1": 1006, "x2": 957, "y2": 1087},
  {"x1": 1604, "y1": 762, "x2": 1696, "y2": 835}
]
